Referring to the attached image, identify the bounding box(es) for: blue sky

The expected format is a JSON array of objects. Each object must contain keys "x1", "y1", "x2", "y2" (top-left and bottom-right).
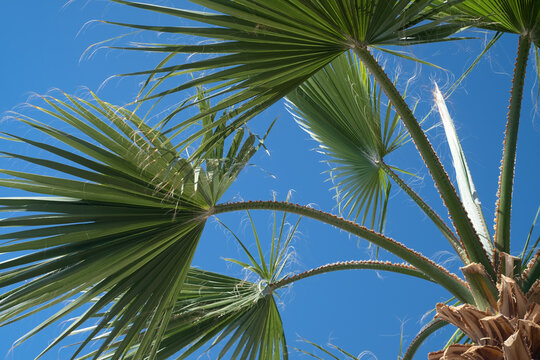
[{"x1": 1, "y1": 1, "x2": 540, "y2": 359}]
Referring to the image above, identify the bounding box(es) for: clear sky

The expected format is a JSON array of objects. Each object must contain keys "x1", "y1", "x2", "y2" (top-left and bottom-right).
[{"x1": 1, "y1": 1, "x2": 539, "y2": 359}]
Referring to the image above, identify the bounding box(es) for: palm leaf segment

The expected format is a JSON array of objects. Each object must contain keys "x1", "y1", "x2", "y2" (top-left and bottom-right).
[
  {"x1": 79, "y1": 268, "x2": 287, "y2": 360},
  {"x1": 432, "y1": 0, "x2": 540, "y2": 87},
  {"x1": 431, "y1": 0, "x2": 540, "y2": 103},
  {"x1": 0, "y1": 93, "x2": 262, "y2": 359},
  {"x1": 287, "y1": 53, "x2": 408, "y2": 230},
  {"x1": 295, "y1": 337, "x2": 362, "y2": 360},
  {"x1": 109, "y1": 0, "x2": 467, "y2": 155},
  {"x1": 435, "y1": 0, "x2": 540, "y2": 43}
]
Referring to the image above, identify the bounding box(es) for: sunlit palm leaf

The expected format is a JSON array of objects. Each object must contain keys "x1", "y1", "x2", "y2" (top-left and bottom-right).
[
  {"x1": 107, "y1": 0, "x2": 467, "y2": 159},
  {"x1": 432, "y1": 0, "x2": 540, "y2": 100},
  {"x1": 287, "y1": 52, "x2": 408, "y2": 230},
  {"x1": 74, "y1": 268, "x2": 287, "y2": 360},
  {"x1": 0, "y1": 92, "x2": 261, "y2": 359},
  {"x1": 194, "y1": 86, "x2": 275, "y2": 204},
  {"x1": 433, "y1": 84, "x2": 492, "y2": 256}
]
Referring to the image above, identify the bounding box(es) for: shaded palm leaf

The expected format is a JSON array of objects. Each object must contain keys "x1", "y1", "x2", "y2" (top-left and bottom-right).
[
  {"x1": 77, "y1": 196, "x2": 299, "y2": 360},
  {"x1": 434, "y1": 0, "x2": 540, "y2": 42},
  {"x1": 0, "y1": 92, "x2": 261, "y2": 359},
  {"x1": 107, "y1": 0, "x2": 467, "y2": 159},
  {"x1": 287, "y1": 52, "x2": 408, "y2": 230}
]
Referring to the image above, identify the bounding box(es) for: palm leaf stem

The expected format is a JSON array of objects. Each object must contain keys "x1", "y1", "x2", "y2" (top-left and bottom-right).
[
  {"x1": 354, "y1": 47, "x2": 495, "y2": 280},
  {"x1": 268, "y1": 260, "x2": 434, "y2": 291},
  {"x1": 380, "y1": 161, "x2": 466, "y2": 262},
  {"x1": 519, "y1": 205, "x2": 540, "y2": 263},
  {"x1": 522, "y1": 249, "x2": 540, "y2": 293},
  {"x1": 494, "y1": 35, "x2": 532, "y2": 255},
  {"x1": 213, "y1": 201, "x2": 473, "y2": 303},
  {"x1": 402, "y1": 319, "x2": 449, "y2": 360}
]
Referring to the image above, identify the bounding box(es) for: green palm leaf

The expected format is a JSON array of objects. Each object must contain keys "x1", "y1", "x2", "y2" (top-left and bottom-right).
[
  {"x1": 434, "y1": 0, "x2": 540, "y2": 41},
  {"x1": 107, "y1": 0, "x2": 467, "y2": 159},
  {"x1": 432, "y1": 0, "x2": 540, "y2": 97},
  {"x1": 287, "y1": 52, "x2": 408, "y2": 230},
  {"x1": 73, "y1": 268, "x2": 287, "y2": 360},
  {"x1": 220, "y1": 191, "x2": 300, "y2": 284},
  {"x1": 75, "y1": 197, "x2": 299, "y2": 360},
  {"x1": 0, "y1": 92, "x2": 262, "y2": 359}
]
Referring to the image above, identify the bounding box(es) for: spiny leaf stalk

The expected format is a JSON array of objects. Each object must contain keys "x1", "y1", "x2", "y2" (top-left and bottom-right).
[
  {"x1": 354, "y1": 46, "x2": 495, "y2": 280},
  {"x1": 214, "y1": 201, "x2": 473, "y2": 303},
  {"x1": 494, "y1": 35, "x2": 532, "y2": 255},
  {"x1": 269, "y1": 260, "x2": 434, "y2": 291}
]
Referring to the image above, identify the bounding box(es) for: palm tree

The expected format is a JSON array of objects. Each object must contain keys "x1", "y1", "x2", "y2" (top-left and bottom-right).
[{"x1": 0, "y1": 0, "x2": 539, "y2": 359}]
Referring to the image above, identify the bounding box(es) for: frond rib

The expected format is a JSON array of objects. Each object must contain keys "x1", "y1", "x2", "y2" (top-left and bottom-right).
[
  {"x1": 269, "y1": 260, "x2": 434, "y2": 290},
  {"x1": 214, "y1": 201, "x2": 473, "y2": 303}
]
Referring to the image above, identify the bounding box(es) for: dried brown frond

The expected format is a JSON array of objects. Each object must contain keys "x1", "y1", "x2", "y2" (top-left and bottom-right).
[{"x1": 430, "y1": 275, "x2": 540, "y2": 359}]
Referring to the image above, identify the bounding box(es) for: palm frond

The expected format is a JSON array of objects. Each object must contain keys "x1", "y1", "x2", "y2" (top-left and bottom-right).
[
  {"x1": 106, "y1": 0, "x2": 468, "y2": 160},
  {"x1": 402, "y1": 319, "x2": 449, "y2": 360},
  {"x1": 73, "y1": 268, "x2": 287, "y2": 360},
  {"x1": 521, "y1": 206, "x2": 540, "y2": 264},
  {"x1": 444, "y1": 31, "x2": 503, "y2": 98},
  {"x1": 81, "y1": 196, "x2": 300, "y2": 360},
  {"x1": 0, "y1": 92, "x2": 261, "y2": 359},
  {"x1": 434, "y1": 0, "x2": 540, "y2": 38},
  {"x1": 287, "y1": 52, "x2": 408, "y2": 231},
  {"x1": 432, "y1": 1, "x2": 539, "y2": 255}
]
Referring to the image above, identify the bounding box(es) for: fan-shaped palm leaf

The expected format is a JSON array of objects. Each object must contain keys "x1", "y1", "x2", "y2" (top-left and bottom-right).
[
  {"x1": 74, "y1": 196, "x2": 300, "y2": 360},
  {"x1": 0, "y1": 92, "x2": 263, "y2": 359},
  {"x1": 106, "y1": 0, "x2": 467, "y2": 159},
  {"x1": 74, "y1": 268, "x2": 287, "y2": 360},
  {"x1": 107, "y1": 1, "x2": 494, "y2": 273},
  {"x1": 287, "y1": 52, "x2": 408, "y2": 230}
]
